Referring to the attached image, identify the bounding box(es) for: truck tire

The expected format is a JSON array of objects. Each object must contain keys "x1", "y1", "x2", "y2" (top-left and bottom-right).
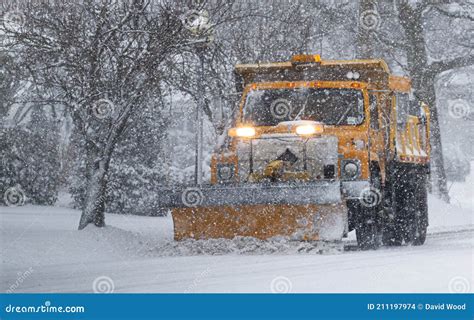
[
  {"x1": 383, "y1": 164, "x2": 428, "y2": 246},
  {"x1": 381, "y1": 173, "x2": 403, "y2": 246},
  {"x1": 404, "y1": 170, "x2": 428, "y2": 245},
  {"x1": 382, "y1": 224, "x2": 403, "y2": 246},
  {"x1": 356, "y1": 218, "x2": 382, "y2": 250},
  {"x1": 355, "y1": 166, "x2": 383, "y2": 250}
]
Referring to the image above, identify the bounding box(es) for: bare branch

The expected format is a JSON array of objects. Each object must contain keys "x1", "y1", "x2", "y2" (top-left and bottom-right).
[
  {"x1": 427, "y1": 54, "x2": 474, "y2": 75},
  {"x1": 432, "y1": 4, "x2": 474, "y2": 21}
]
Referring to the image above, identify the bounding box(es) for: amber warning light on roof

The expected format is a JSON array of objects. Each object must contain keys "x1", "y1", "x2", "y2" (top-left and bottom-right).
[{"x1": 290, "y1": 54, "x2": 322, "y2": 65}]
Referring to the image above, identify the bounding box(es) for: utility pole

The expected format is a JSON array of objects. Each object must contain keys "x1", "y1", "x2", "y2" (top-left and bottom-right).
[
  {"x1": 356, "y1": 0, "x2": 379, "y2": 58},
  {"x1": 181, "y1": 8, "x2": 214, "y2": 186},
  {"x1": 195, "y1": 50, "x2": 205, "y2": 185}
]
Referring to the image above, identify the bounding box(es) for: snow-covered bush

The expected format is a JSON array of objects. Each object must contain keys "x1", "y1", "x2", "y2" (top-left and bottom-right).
[
  {"x1": 0, "y1": 109, "x2": 61, "y2": 205},
  {"x1": 443, "y1": 144, "x2": 471, "y2": 182},
  {"x1": 105, "y1": 164, "x2": 167, "y2": 216},
  {"x1": 68, "y1": 104, "x2": 169, "y2": 215}
]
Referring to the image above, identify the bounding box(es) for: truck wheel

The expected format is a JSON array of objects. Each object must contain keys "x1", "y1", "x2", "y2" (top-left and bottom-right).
[
  {"x1": 355, "y1": 167, "x2": 383, "y2": 250},
  {"x1": 386, "y1": 165, "x2": 428, "y2": 246},
  {"x1": 411, "y1": 217, "x2": 427, "y2": 245},
  {"x1": 405, "y1": 171, "x2": 428, "y2": 245},
  {"x1": 381, "y1": 179, "x2": 403, "y2": 246},
  {"x1": 356, "y1": 220, "x2": 382, "y2": 250},
  {"x1": 382, "y1": 225, "x2": 403, "y2": 246}
]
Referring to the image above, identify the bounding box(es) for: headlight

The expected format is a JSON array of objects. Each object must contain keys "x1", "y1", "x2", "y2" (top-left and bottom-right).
[
  {"x1": 235, "y1": 127, "x2": 256, "y2": 138},
  {"x1": 296, "y1": 125, "x2": 316, "y2": 135},
  {"x1": 342, "y1": 159, "x2": 360, "y2": 180},
  {"x1": 217, "y1": 164, "x2": 234, "y2": 182},
  {"x1": 295, "y1": 123, "x2": 323, "y2": 136}
]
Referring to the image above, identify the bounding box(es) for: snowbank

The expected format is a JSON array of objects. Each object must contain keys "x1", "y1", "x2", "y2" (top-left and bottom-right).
[
  {"x1": 1, "y1": 183, "x2": 472, "y2": 293},
  {"x1": 0, "y1": 206, "x2": 173, "y2": 269},
  {"x1": 1, "y1": 188, "x2": 471, "y2": 268}
]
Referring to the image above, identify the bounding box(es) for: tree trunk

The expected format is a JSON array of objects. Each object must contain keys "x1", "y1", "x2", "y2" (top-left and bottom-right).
[
  {"x1": 77, "y1": 103, "x2": 133, "y2": 230},
  {"x1": 78, "y1": 136, "x2": 115, "y2": 230},
  {"x1": 398, "y1": 2, "x2": 450, "y2": 202},
  {"x1": 78, "y1": 155, "x2": 111, "y2": 229},
  {"x1": 422, "y1": 76, "x2": 450, "y2": 202},
  {"x1": 409, "y1": 75, "x2": 450, "y2": 202},
  {"x1": 410, "y1": 75, "x2": 450, "y2": 201}
]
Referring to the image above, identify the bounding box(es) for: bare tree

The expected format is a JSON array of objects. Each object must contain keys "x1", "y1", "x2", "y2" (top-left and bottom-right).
[
  {"x1": 1, "y1": 0, "x2": 188, "y2": 229},
  {"x1": 165, "y1": 0, "x2": 356, "y2": 150},
  {"x1": 0, "y1": 53, "x2": 18, "y2": 119}
]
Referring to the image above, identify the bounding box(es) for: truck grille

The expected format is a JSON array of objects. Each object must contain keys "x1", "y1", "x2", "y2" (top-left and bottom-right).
[{"x1": 237, "y1": 135, "x2": 338, "y2": 182}]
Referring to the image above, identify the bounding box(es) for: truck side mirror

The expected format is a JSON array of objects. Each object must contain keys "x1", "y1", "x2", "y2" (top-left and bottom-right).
[{"x1": 419, "y1": 106, "x2": 427, "y2": 125}]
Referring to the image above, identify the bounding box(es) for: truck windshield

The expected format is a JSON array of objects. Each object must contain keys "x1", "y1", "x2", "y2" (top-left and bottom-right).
[{"x1": 243, "y1": 87, "x2": 365, "y2": 126}]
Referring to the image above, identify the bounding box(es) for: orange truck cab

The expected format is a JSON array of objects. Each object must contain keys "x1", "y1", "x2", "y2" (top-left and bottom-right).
[{"x1": 158, "y1": 54, "x2": 431, "y2": 250}]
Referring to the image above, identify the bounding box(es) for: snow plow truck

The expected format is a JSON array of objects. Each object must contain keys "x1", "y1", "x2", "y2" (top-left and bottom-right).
[{"x1": 159, "y1": 54, "x2": 431, "y2": 250}]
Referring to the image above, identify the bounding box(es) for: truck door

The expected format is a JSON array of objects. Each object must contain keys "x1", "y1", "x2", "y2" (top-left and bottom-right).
[{"x1": 368, "y1": 93, "x2": 385, "y2": 179}]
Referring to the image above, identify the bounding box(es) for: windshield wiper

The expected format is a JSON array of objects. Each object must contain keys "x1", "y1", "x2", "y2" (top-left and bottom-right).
[
  {"x1": 293, "y1": 94, "x2": 310, "y2": 120},
  {"x1": 336, "y1": 106, "x2": 352, "y2": 125}
]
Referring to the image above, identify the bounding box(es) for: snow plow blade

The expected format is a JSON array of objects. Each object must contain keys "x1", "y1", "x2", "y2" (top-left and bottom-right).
[
  {"x1": 172, "y1": 203, "x2": 347, "y2": 241},
  {"x1": 157, "y1": 182, "x2": 347, "y2": 241}
]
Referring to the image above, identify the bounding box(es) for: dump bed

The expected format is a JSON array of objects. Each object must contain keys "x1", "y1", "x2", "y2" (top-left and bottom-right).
[{"x1": 234, "y1": 54, "x2": 410, "y2": 93}]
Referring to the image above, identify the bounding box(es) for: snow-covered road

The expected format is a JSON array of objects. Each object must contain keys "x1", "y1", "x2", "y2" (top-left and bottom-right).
[{"x1": 1, "y1": 194, "x2": 472, "y2": 293}]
